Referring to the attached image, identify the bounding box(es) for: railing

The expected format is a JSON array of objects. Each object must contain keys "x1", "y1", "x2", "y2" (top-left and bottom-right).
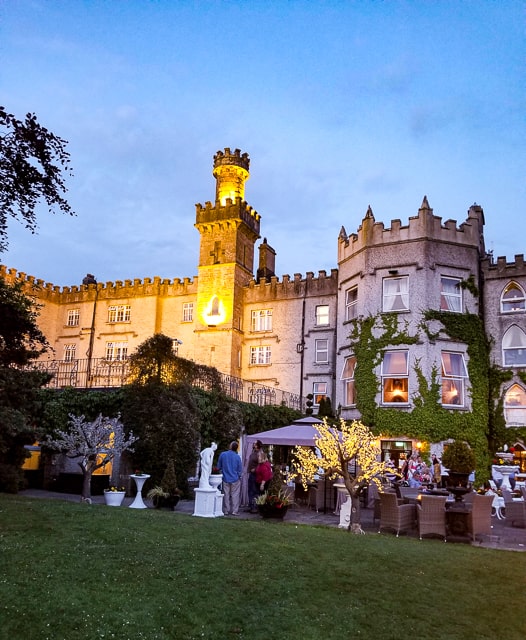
[{"x1": 29, "y1": 358, "x2": 303, "y2": 411}]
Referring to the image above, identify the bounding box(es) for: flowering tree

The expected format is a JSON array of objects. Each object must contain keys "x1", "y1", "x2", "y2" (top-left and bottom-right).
[
  {"x1": 46, "y1": 414, "x2": 138, "y2": 502},
  {"x1": 290, "y1": 418, "x2": 397, "y2": 534}
]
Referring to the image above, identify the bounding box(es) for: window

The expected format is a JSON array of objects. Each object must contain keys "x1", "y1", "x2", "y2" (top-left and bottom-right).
[
  {"x1": 502, "y1": 325, "x2": 526, "y2": 366},
  {"x1": 182, "y1": 302, "x2": 194, "y2": 322},
  {"x1": 250, "y1": 345, "x2": 271, "y2": 365},
  {"x1": 382, "y1": 276, "x2": 409, "y2": 312},
  {"x1": 341, "y1": 356, "x2": 356, "y2": 406},
  {"x1": 315, "y1": 305, "x2": 329, "y2": 326},
  {"x1": 251, "y1": 309, "x2": 272, "y2": 332},
  {"x1": 441, "y1": 352, "x2": 468, "y2": 407},
  {"x1": 345, "y1": 286, "x2": 358, "y2": 321},
  {"x1": 64, "y1": 344, "x2": 76, "y2": 362},
  {"x1": 504, "y1": 384, "x2": 526, "y2": 427},
  {"x1": 67, "y1": 309, "x2": 79, "y2": 327},
  {"x1": 382, "y1": 351, "x2": 409, "y2": 403},
  {"x1": 315, "y1": 339, "x2": 329, "y2": 363},
  {"x1": 313, "y1": 382, "x2": 328, "y2": 406},
  {"x1": 501, "y1": 282, "x2": 526, "y2": 313},
  {"x1": 108, "y1": 305, "x2": 131, "y2": 323},
  {"x1": 440, "y1": 277, "x2": 462, "y2": 312},
  {"x1": 105, "y1": 341, "x2": 128, "y2": 361}
]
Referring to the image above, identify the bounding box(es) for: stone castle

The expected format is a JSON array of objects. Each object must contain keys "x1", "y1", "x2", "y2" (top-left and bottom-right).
[{"x1": 3, "y1": 148, "x2": 526, "y2": 444}]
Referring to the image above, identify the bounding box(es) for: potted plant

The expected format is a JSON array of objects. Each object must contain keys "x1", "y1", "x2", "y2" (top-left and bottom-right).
[
  {"x1": 442, "y1": 440, "x2": 476, "y2": 498},
  {"x1": 104, "y1": 485, "x2": 126, "y2": 507},
  {"x1": 255, "y1": 468, "x2": 292, "y2": 519},
  {"x1": 147, "y1": 460, "x2": 182, "y2": 510}
]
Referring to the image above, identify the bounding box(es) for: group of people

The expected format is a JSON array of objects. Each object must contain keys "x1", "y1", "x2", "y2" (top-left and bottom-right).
[
  {"x1": 199, "y1": 438, "x2": 273, "y2": 516},
  {"x1": 401, "y1": 452, "x2": 443, "y2": 488}
]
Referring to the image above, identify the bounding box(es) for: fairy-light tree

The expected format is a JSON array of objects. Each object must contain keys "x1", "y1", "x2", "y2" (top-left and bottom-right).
[
  {"x1": 46, "y1": 414, "x2": 138, "y2": 502},
  {"x1": 291, "y1": 418, "x2": 397, "y2": 534}
]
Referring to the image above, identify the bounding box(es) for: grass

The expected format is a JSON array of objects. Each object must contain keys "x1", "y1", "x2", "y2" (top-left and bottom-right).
[{"x1": 0, "y1": 495, "x2": 525, "y2": 640}]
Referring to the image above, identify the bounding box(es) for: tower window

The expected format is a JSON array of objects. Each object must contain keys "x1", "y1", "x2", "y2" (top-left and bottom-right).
[
  {"x1": 345, "y1": 286, "x2": 358, "y2": 321},
  {"x1": 315, "y1": 339, "x2": 329, "y2": 363},
  {"x1": 315, "y1": 305, "x2": 329, "y2": 326},
  {"x1": 251, "y1": 309, "x2": 272, "y2": 332},
  {"x1": 382, "y1": 351, "x2": 409, "y2": 404},
  {"x1": 502, "y1": 325, "x2": 526, "y2": 366},
  {"x1": 501, "y1": 282, "x2": 526, "y2": 313},
  {"x1": 441, "y1": 351, "x2": 468, "y2": 407},
  {"x1": 250, "y1": 346, "x2": 271, "y2": 365},
  {"x1": 108, "y1": 305, "x2": 131, "y2": 323},
  {"x1": 182, "y1": 302, "x2": 194, "y2": 323},
  {"x1": 440, "y1": 277, "x2": 462, "y2": 312},
  {"x1": 383, "y1": 276, "x2": 409, "y2": 312},
  {"x1": 67, "y1": 309, "x2": 80, "y2": 327}
]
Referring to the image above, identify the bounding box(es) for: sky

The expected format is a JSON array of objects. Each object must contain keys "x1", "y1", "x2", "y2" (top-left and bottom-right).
[{"x1": 1, "y1": 0, "x2": 525, "y2": 288}]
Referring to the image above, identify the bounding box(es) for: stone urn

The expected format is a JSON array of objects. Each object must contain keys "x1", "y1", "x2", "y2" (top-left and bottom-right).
[
  {"x1": 104, "y1": 490, "x2": 126, "y2": 507},
  {"x1": 209, "y1": 474, "x2": 223, "y2": 492}
]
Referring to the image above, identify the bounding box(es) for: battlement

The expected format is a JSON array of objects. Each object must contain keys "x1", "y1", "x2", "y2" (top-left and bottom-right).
[
  {"x1": 213, "y1": 147, "x2": 250, "y2": 172},
  {"x1": 0, "y1": 264, "x2": 198, "y2": 302},
  {"x1": 338, "y1": 199, "x2": 485, "y2": 264},
  {"x1": 245, "y1": 268, "x2": 339, "y2": 300},
  {"x1": 481, "y1": 254, "x2": 526, "y2": 278},
  {"x1": 195, "y1": 199, "x2": 260, "y2": 234}
]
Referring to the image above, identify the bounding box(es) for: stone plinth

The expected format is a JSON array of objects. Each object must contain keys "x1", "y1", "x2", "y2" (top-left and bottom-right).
[{"x1": 193, "y1": 487, "x2": 224, "y2": 518}]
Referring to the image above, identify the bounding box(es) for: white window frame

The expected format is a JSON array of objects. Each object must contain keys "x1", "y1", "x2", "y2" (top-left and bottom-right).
[
  {"x1": 340, "y1": 356, "x2": 356, "y2": 406},
  {"x1": 66, "y1": 309, "x2": 80, "y2": 327},
  {"x1": 315, "y1": 339, "x2": 329, "y2": 363},
  {"x1": 182, "y1": 302, "x2": 194, "y2": 323},
  {"x1": 504, "y1": 384, "x2": 526, "y2": 427},
  {"x1": 315, "y1": 305, "x2": 329, "y2": 326},
  {"x1": 381, "y1": 351, "x2": 409, "y2": 404},
  {"x1": 502, "y1": 325, "x2": 526, "y2": 367},
  {"x1": 382, "y1": 276, "x2": 409, "y2": 312},
  {"x1": 108, "y1": 305, "x2": 131, "y2": 323},
  {"x1": 441, "y1": 351, "x2": 468, "y2": 407},
  {"x1": 440, "y1": 276, "x2": 462, "y2": 312},
  {"x1": 63, "y1": 344, "x2": 77, "y2": 362},
  {"x1": 251, "y1": 309, "x2": 272, "y2": 332},
  {"x1": 501, "y1": 282, "x2": 526, "y2": 313},
  {"x1": 313, "y1": 382, "x2": 328, "y2": 407},
  {"x1": 249, "y1": 345, "x2": 271, "y2": 365},
  {"x1": 345, "y1": 286, "x2": 358, "y2": 321},
  {"x1": 105, "y1": 341, "x2": 128, "y2": 361}
]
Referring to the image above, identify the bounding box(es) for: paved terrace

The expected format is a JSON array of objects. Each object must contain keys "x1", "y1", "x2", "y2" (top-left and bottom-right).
[{"x1": 19, "y1": 489, "x2": 526, "y2": 552}]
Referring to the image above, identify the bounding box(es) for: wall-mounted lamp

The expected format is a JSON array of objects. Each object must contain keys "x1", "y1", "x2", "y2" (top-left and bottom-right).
[{"x1": 296, "y1": 344, "x2": 304, "y2": 353}]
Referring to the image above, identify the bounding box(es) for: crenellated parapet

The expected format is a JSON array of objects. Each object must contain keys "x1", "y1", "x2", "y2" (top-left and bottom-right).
[
  {"x1": 213, "y1": 147, "x2": 250, "y2": 172},
  {"x1": 195, "y1": 199, "x2": 260, "y2": 237},
  {"x1": 481, "y1": 254, "x2": 526, "y2": 279},
  {"x1": 338, "y1": 199, "x2": 485, "y2": 264},
  {"x1": 245, "y1": 268, "x2": 339, "y2": 301},
  {"x1": 0, "y1": 264, "x2": 198, "y2": 302}
]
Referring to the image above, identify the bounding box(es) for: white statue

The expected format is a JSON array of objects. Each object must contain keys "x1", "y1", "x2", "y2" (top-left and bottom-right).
[{"x1": 199, "y1": 442, "x2": 217, "y2": 489}]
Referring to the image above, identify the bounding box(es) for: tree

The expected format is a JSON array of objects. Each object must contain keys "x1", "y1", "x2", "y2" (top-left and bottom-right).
[
  {"x1": 0, "y1": 277, "x2": 51, "y2": 491},
  {"x1": 45, "y1": 414, "x2": 138, "y2": 501},
  {"x1": 290, "y1": 418, "x2": 396, "y2": 534},
  {"x1": 0, "y1": 106, "x2": 74, "y2": 251}
]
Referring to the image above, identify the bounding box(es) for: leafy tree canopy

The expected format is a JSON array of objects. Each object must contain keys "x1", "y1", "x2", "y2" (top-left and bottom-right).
[{"x1": 0, "y1": 106, "x2": 74, "y2": 251}]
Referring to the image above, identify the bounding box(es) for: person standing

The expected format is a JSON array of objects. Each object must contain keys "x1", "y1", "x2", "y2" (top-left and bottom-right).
[
  {"x1": 247, "y1": 439, "x2": 263, "y2": 513},
  {"x1": 218, "y1": 441, "x2": 243, "y2": 516},
  {"x1": 255, "y1": 450, "x2": 273, "y2": 495}
]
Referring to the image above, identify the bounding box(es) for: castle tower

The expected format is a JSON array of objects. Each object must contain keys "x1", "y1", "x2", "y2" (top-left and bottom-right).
[{"x1": 194, "y1": 148, "x2": 261, "y2": 374}]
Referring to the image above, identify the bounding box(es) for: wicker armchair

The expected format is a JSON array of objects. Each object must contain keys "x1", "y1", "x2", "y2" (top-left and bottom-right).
[
  {"x1": 397, "y1": 486, "x2": 421, "y2": 502},
  {"x1": 466, "y1": 494, "x2": 494, "y2": 541},
  {"x1": 502, "y1": 489, "x2": 526, "y2": 528},
  {"x1": 416, "y1": 495, "x2": 447, "y2": 541},
  {"x1": 379, "y1": 492, "x2": 416, "y2": 536}
]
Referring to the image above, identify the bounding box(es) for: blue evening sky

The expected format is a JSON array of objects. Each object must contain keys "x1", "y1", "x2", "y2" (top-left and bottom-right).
[{"x1": 1, "y1": 0, "x2": 524, "y2": 286}]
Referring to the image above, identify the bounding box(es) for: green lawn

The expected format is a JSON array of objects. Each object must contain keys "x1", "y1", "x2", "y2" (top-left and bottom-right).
[{"x1": 0, "y1": 494, "x2": 524, "y2": 640}]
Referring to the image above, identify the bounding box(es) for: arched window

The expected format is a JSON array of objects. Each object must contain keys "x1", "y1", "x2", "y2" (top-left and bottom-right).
[
  {"x1": 504, "y1": 384, "x2": 526, "y2": 427},
  {"x1": 501, "y1": 282, "x2": 525, "y2": 313},
  {"x1": 502, "y1": 325, "x2": 526, "y2": 367}
]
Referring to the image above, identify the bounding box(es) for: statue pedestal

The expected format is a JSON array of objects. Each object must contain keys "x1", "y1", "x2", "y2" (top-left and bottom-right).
[{"x1": 193, "y1": 488, "x2": 224, "y2": 518}]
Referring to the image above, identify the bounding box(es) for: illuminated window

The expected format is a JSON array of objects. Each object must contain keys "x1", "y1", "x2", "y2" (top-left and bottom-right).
[
  {"x1": 105, "y1": 341, "x2": 128, "y2": 361},
  {"x1": 504, "y1": 384, "x2": 526, "y2": 427},
  {"x1": 341, "y1": 356, "x2": 356, "y2": 406},
  {"x1": 383, "y1": 277, "x2": 409, "y2": 312},
  {"x1": 315, "y1": 339, "x2": 329, "y2": 363},
  {"x1": 251, "y1": 309, "x2": 272, "y2": 332},
  {"x1": 382, "y1": 351, "x2": 409, "y2": 404},
  {"x1": 108, "y1": 305, "x2": 131, "y2": 323},
  {"x1": 440, "y1": 277, "x2": 462, "y2": 312},
  {"x1": 502, "y1": 325, "x2": 526, "y2": 366},
  {"x1": 67, "y1": 309, "x2": 79, "y2": 327},
  {"x1": 345, "y1": 286, "x2": 358, "y2": 321},
  {"x1": 313, "y1": 382, "x2": 328, "y2": 406},
  {"x1": 182, "y1": 302, "x2": 194, "y2": 322},
  {"x1": 441, "y1": 352, "x2": 468, "y2": 407},
  {"x1": 315, "y1": 305, "x2": 329, "y2": 326},
  {"x1": 64, "y1": 344, "x2": 76, "y2": 362},
  {"x1": 501, "y1": 282, "x2": 525, "y2": 313},
  {"x1": 250, "y1": 346, "x2": 271, "y2": 365}
]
